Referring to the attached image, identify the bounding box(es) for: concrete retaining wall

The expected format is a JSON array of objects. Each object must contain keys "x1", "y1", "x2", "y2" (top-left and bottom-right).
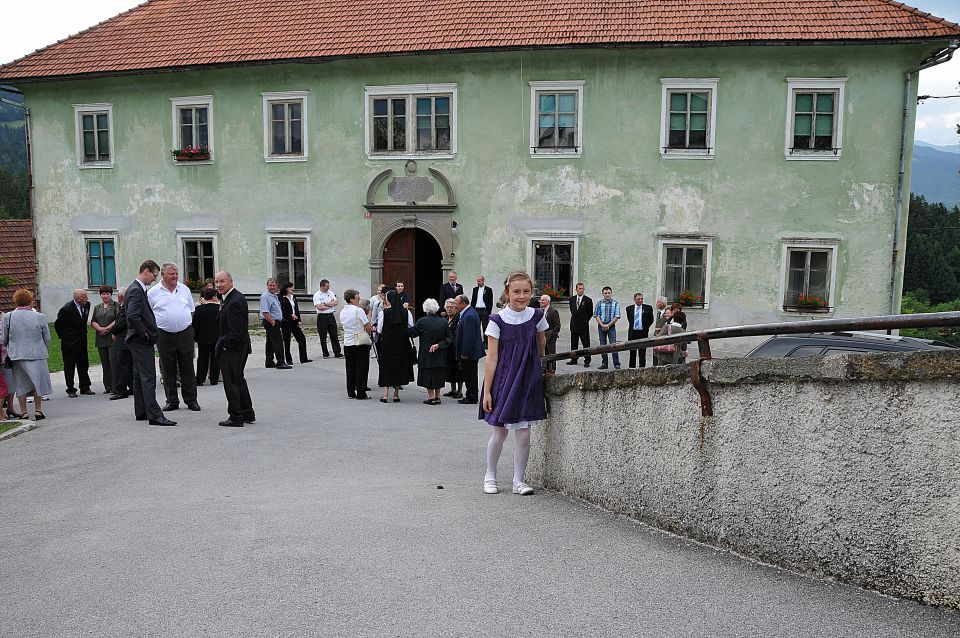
[{"x1": 529, "y1": 351, "x2": 960, "y2": 609}]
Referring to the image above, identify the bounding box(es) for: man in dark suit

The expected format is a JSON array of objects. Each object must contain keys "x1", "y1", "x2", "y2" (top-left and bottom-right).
[
  {"x1": 539, "y1": 294, "x2": 562, "y2": 375},
  {"x1": 215, "y1": 270, "x2": 255, "y2": 427},
  {"x1": 438, "y1": 272, "x2": 464, "y2": 311},
  {"x1": 54, "y1": 288, "x2": 93, "y2": 398},
  {"x1": 470, "y1": 275, "x2": 494, "y2": 331},
  {"x1": 566, "y1": 282, "x2": 593, "y2": 367},
  {"x1": 125, "y1": 260, "x2": 176, "y2": 426},
  {"x1": 626, "y1": 292, "x2": 655, "y2": 368},
  {"x1": 453, "y1": 294, "x2": 485, "y2": 404}
]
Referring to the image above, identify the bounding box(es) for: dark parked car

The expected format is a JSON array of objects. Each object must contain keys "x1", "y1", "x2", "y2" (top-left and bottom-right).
[{"x1": 746, "y1": 331, "x2": 956, "y2": 358}]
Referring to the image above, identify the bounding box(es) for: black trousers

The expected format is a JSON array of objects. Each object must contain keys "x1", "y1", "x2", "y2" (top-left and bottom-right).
[
  {"x1": 157, "y1": 327, "x2": 197, "y2": 406},
  {"x1": 344, "y1": 344, "x2": 371, "y2": 398},
  {"x1": 281, "y1": 322, "x2": 309, "y2": 363},
  {"x1": 545, "y1": 337, "x2": 558, "y2": 372},
  {"x1": 129, "y1": 338, "x2": 163, "y2": 421},
  {"x1": 263, "y1": 320, "x2": 284, "y2": 365},
  {"x1": 568, "y1": 330, "x2": 592, "y2": 365},
  {"x1": 461, "y1": 358, "x2": 479, "y2": 401},
  {"x1": 196, "y1": 343, "x2": 219, "y2": 384},
  {"x1": 628, "y1": 328, "x2": 649, "y2": 368},
  {"x1": 97, "y1": 346, "x2": 117, "y2": 393},
  {"x1": 62, "y1": 343, "x2": 91, "y2": 393},
  {"x1": 316, "y1": 313, "x2": 341, "y2": 356},
  {"x1": 220, "y1": 348, "x2": 253, "y2": 422},
  {"x1": 477, "y1": 308, "x2": 490, "y2": 332},
  {"x1": 113, "y1": 343, "x2": 132, "y2": 394}
]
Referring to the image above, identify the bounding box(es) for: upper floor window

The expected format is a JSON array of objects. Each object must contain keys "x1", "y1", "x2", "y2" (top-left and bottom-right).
[
  {"x1": 86, "y1": 238, "x2": 116, "y2": 288},
  {"x1": 657, "y1": 236, "x2": 713, "y2": 309},
  {"x1": 659, "y1": 79, "x2": 718, "y2": 159},
  {"x1": 365, "y1": 84, "x2": 457, "y2": 159},
  {"x1": 785, "y1": 78, "x2": 846, "y2": 160},
  {"x1": 74, "y1": 103, "x2": 114, "y2": 168},
  {"x1": 529, "y1": 81, "x2": 584, "y2": 158},
  {"x1": 781, "y1": 240, "x2": 838, "y2": 312},
  {"x1": 262, "y1": 91, "x2": 309, "y2": 162},
  {"x1": 171, "y1": 96, "x2": 213, "y2": 162}
]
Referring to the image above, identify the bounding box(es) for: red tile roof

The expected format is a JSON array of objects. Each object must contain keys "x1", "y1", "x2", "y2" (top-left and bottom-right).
[
  {"x1": 0, "y1": 220, "x2": 37, "y2": 312},
  {"x1": 1, "y1": 0, "x2": 958, "y2": 81}
]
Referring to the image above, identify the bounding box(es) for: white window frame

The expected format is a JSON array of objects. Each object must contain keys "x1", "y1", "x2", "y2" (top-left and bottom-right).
[
  {"x1": 659, "y1": 78, "x2": 718, "y2": 160},
  {"x1": 529, "y1": 80, "x2": 585, "y2": 159},
  {"x1": 656, "y1": 235, "x2": 714, "y2": 311},
  {"x1": 170, "y1": 96, "x2": 214, "y2": 164},
  {"x1": 73, "y1": 103, "x2": 115, "y2": 169},
  {"x1": 525, "y1": 230, "x2": 581, "y2": 293},
  {"x1": 778, "y1": 238, "x2": 840, "y2": 313},
  {"x1": 79, "y1": 232, "x2": 119, "y2": 290},
  {"x1": 267, "y1": 232, "x2": 312, "y2": 293},
  {"x1": 364, "y1": 84, "x2": 458, "y2": 160},
  {"x1": 176, "y1": 232, "x2": 219, "y2": 285},
  {"x1": 784, "y1": 78, "x2": 846, "y2": 161},
  {"x1": 262, "y1": 91, "x2": 309, "y2": 162}
]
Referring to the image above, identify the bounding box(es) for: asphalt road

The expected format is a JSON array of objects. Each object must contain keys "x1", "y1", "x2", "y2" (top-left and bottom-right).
[{"x1": 1, "y1": 338, "x2": 958, "y2": 637}]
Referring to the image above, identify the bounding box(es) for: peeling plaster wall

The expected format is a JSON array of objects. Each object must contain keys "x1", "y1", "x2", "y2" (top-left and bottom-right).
[
  {"x1": 22, "y1": 45, "x2": 925, "y2": 336},
  {"x1": 529, "y1": 351, "x2": 960, "y2": 609}
]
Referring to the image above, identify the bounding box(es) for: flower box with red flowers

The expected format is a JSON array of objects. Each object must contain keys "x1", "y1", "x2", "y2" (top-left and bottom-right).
[
  {"x1": 677, "y1": 289, "x2": 704, "y2": 307},
  {"x1": 171, "y1": 145, "x2": 211, "y2": 161},
  {"x1": 794, "y1": 293, "x2": 829, "y2": 312},
  {"x1": 541, "y1": 284, "x2": 568, "y2": 301}
]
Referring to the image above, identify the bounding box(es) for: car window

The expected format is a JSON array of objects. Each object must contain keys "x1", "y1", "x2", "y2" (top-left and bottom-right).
[
  {"x1": 822, "y1": 346, "x2": 890, "y2": 356},
  {"x1": 787, "y1": 345, "x2": 825, "y2": 358}
]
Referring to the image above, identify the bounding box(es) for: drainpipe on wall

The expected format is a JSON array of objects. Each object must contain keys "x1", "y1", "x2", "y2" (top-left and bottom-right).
[
  {"x1": 890, "y1": 41, "x2": 959, "y2": 315},
  {"x1": 0, "y1": 85, "x2": 37, "y2": 310}
]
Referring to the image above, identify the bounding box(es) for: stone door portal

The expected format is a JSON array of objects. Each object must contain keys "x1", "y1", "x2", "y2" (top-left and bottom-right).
[{"x1": 381, "y1": 228, "x2": 443, "y2": 316}]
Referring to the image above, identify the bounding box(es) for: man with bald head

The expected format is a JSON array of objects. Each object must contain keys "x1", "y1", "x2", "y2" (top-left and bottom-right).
[
  {"x1": 215, "y1": 271, "x2": 255, "y2": 427},
  {"x1": 540, "y1": 294, "x2": 561, "y2": 375},
  {"x1": 54, "y1": 288, "x2": 93, "y2": 398}
]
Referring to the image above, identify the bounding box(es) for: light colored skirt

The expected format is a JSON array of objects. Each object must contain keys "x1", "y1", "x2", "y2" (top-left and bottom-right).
[{"x1": 11, "y1": 359, "x2": 53, "y2": 396}]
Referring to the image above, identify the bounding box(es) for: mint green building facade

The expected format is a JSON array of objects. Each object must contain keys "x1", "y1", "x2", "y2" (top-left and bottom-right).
[{"x1": 15, "y1": 43, "x2": 940, "y2": 351}]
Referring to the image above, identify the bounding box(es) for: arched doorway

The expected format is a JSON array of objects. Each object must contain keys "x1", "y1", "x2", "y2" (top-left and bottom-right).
[{"x1": 382, "y1": 228, "x2": 443, "y2": 318}]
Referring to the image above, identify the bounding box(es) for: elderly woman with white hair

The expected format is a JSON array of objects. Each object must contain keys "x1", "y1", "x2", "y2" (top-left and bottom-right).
[{"x1": 408, "y1": 298, "x2": 453, "y2": 405}]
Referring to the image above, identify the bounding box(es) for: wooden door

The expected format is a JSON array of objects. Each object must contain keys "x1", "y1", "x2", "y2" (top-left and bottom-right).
[{"x1": 382, "y1": 229, "x2": 416, "y2": 307}]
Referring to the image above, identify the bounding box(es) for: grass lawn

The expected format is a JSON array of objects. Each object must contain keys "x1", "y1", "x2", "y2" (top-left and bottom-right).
[
  {"x1": 0, "y1": 422, "x2": 21, "y2": 435},
  {"x1": 46, "y1": 326, "x2": 101, "y2": 373}
]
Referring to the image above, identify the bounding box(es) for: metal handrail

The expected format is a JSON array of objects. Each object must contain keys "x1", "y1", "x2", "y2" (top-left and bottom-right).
[{"x1": 543, "y1": 311, "x2": 960, "y2": 363}]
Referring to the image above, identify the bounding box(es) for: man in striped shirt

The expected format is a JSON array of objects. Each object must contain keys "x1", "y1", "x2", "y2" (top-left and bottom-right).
[{"x1": 593, "y1": 286, "x2": 621, "y2": 370}]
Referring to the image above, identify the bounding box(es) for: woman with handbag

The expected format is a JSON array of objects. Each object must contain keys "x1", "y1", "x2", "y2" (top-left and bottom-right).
[
  {"x1": 339, "y1": 289, "x2": 373, "y2": 400},
  {"x1": 0, "y1": 311, "x2": 13, "y2": 419},
  {"x1": 653, "y1": 308, "x2": 686, "y2": 366},
  {"x1": 2, "y1": 289, "x2": 53, "y2": 420},
  {"x1": 408, "y1": 298, "x2": 453, "y2": 405},
  {"x1": 375, "y1": 289, "x2": 414, "y2": 403}
]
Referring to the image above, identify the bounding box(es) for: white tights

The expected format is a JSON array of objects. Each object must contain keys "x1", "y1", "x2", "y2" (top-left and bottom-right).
[{"x1": 485, "y1": 426, "x2": 531, "y2": 486}]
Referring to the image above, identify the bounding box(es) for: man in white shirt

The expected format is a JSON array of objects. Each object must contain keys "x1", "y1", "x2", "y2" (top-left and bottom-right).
[
  {"x1": 148, "y1": 262, "x2": 200, "y2": 411},
  {"x1": 312, "y1": 278, "x2": 342, "y2": 359},
  {"x1": 470, "y1": 275, "x2": 494, "y2": 331}
]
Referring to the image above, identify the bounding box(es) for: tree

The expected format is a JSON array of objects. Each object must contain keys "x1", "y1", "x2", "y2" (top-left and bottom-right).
[{"x1": 904, "y1": 194, "x2": 960, "y2": 303}]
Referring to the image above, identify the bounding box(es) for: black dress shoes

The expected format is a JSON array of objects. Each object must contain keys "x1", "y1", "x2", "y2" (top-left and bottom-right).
[
  {"x1": 149, "y1": 417, "x2": 177, "y2": 426},
  {"x1": 79, "y1": 389, "x2": 96, "y2": 396},
  {"x1": 243, "y1": 415, "x2": 256, "y2": 423},
  {"x1": 162, "y1": 403, "x2": 179, "y2": 411},
  {"x1": 442, "y1": 390, "x2": 456, "y2": 397},
  {"x1": 219, "y1": 419, "x2": 244, "y2": 427},
  {"x1": 186, "y1": 402, "x2": 201, "y2": 411},
  {"x1": 109, "y1": 393, "x2": 129, "y2": 400},
  {"x1": 66, "y1": 390, "x2": 78, "y2": 398},
  {"x1": 449, "y1": 392, "x2": 463, "y2": 399},
  {"x1": 334, "y1": 354, "x2": 344, "y2": 359},
  {"x1": 301, "y1": 359, "x2": 313, "y2": 363},
  {"x1": 458, "y1": 398, "x2": 478, "y2": 404},
  {"x1": 276, "y1": 363, "x2": 293, "y2": 369}
]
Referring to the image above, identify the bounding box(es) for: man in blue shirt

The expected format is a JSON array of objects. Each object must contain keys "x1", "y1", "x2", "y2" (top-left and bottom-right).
[
  {"x1": 260, "y1": 278, "x2": 291, "y2": 369},
  {"x1": 593, "y1": 286, "x2": 621, "y2": 370}
]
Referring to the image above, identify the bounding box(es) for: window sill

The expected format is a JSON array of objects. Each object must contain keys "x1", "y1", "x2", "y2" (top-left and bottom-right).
[
  {"x1": 265, "y1": 155, "x2": 308, "y2": 163},
  {"x1": 366, "y1": 152, "x2": 456, "y2": 161},
  {"x1": 660, "y1": 151, "x2": 714, "y2": 160},
  {"x1": 174, "y1": 159, "x2": 214, "y2": 166},
  {"x1": 530, "y1": 151, "x2": 581, "y2": 159},
  {"x1": 784, "y1": 153, "x2": 841, "y2": 161},
  {"x1": 781, "y1": 306, "x2": 833, "y2": 315},
  {"x1": 78, "y1": 162, "x2": 115, "y2": 170}
]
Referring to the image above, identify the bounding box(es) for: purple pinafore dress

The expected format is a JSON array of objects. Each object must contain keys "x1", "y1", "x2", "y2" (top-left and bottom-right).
[{"x1": 479, "y1": 308, "x2": 548, "y2": 427}]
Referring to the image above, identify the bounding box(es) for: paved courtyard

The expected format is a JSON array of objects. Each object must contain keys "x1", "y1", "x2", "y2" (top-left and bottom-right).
[{"x1": 1, "y1": 339, "x2": 958, "y2": 637}]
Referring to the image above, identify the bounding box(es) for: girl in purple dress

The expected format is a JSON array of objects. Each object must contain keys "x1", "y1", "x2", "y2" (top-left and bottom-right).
[{"x1": 480, "y1": 271, "x2": 548, "y2": 496}]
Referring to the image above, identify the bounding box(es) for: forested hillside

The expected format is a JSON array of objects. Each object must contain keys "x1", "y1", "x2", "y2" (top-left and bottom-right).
[{"x1": 0, "y1": 93, "x2": 28, "y2": 219}]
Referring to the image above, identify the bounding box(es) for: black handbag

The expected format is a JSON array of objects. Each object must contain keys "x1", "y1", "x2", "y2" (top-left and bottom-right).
[
  {"x1": 409, "y1": 338, "x2": 417, "y2": 360},
  {"x1": 2, "y1": 314, "x2": 12, "y2": 368}
]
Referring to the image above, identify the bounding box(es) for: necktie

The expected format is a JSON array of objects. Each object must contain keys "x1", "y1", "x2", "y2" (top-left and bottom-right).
[{"x1": 634, "y1": 306, "x2": 641, "y2": 329}]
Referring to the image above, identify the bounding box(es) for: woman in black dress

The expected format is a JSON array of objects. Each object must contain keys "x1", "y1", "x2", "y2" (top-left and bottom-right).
[
  {"x1": 376, "y1": 289, "x2": 414, "y2": 402},
  {"x1": 408, "y1": 298, "x2": 452, "y2": 405}
]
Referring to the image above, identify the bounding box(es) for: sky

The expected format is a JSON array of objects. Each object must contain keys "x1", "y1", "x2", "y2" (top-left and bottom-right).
[{"x1": 1, "y1": 0, "x2": 959, "y2": 146}]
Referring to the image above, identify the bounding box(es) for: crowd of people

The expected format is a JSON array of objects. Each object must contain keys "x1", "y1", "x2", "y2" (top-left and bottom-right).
[{"x1": 0, "y1": 265, "x2": 686, "y2": 495}]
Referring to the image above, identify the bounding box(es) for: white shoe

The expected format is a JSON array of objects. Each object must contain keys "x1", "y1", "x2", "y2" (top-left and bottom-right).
[
  {"x1": 483, "y1": 480, "x2": 499, "y2": 495},
  {"x1": 512, "y1": 482, "x2": 535, "y2": 496}
]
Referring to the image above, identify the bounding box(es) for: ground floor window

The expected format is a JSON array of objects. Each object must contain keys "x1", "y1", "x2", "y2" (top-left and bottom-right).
[
  {"x1": 661, "y1": 241, "x2": 709, "y2": 307},
  {"x1": 533, "y1": 241, "x2": 574, "y2": 298},
  {"x1": 783, "y1": 244, "x2": 836, "y2": 312},
  {"x1": 272, "y1": 237, "x2": 308, "y2": 293},
  {"x1": 182, "y1": 238, "x2": 216, "y2": 288},
  {"x1": 86, "y1": 238, "x2": 116, "y2": 288}
]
